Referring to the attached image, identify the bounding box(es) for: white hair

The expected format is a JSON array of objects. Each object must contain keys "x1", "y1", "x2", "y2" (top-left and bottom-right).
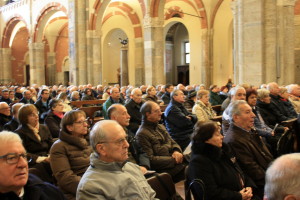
[{"x1": 0, "y1": 131, "x2": 22, "y2": 145}]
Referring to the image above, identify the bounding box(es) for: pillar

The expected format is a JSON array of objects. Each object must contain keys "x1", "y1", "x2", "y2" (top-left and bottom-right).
[
  {"x1": 87, "y1": 30, "x2": 102, "y2": 85},
  {"x1": 29, "y1": 42, "x2": 45, "y2": 86},
  {"x1": 47, "y1": 52, "x2": 56, "y2": 85},
  {"x1": 120, "y1": 46, "x2": 129, "y2": 86},
  {"x1": 0, "y1": 48, "x2": 12, "y2": 84},
  {"x1": 134, "y1": 38, "x2": 144, "y2": 86}
]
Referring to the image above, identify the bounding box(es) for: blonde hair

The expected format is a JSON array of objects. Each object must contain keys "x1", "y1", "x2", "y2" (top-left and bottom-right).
[{"x1": 197, "y1": 90, "x2": 209, "y2": 99}]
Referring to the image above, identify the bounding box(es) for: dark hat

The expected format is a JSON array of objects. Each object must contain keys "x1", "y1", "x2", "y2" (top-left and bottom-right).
[{"x1": 188, "y1": 90, "x2": 197, "y2": 99}]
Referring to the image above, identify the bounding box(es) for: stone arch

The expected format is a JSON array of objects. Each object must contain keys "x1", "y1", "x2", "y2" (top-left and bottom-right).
[
  {"x1": 33, "y1": 3, "x2": 68, "y2": 42},
  {"x1": 210, "y1": 0, "x2": 224, "y2": 27},
  {"x1": 1, "y1": 15, "x2": 27, "y2": 48}
]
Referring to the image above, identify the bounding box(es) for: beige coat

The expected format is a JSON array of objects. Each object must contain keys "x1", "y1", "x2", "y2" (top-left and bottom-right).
[{"x1": 192, "y1": 100, "x2": 216, "y2": 122}]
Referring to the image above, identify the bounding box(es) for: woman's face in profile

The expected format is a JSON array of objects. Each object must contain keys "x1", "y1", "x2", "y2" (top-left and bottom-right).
[{"x1": 205, "y1": 126, "x2": 223, "y2": 148}]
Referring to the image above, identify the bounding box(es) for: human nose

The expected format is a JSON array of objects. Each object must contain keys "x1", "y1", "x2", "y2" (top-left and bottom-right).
[
  {"x1": 17, "y1": 156, "x2": 28, "y2": 167},
  {"x1": 124, "y1": 139, "x2": 130, "y2": 148}
]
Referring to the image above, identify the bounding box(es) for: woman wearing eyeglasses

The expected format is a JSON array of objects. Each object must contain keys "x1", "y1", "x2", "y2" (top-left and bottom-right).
[
  {"x1": 15, "y1": 104, "x2": 53, "y2": 183},
  {"x1": 50, "y1": 110, "x2": 92, "y2": 200},
  {"x1": 44, "y1": 99, "x2": 65, "y2": 138}
]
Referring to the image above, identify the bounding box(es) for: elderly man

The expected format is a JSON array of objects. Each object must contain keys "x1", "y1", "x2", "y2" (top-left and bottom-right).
[
  {"x1": 0, "y1": 102, "x2": 12, "y2": 131},
  {"x1": 221, "y1": 85, "x2": 246, "y2": 111},
  {"x1": 264, "y1": 153, "x2": 300, "y2": 200},
  {"x1": 3, "y1": 103, "x2": 23, "y2": 132},
  {"x1": 224, "y1": 100, "x2": 273, "y2": 199},
  {"x1": 102, "y1": 87, "x2": 124, "y2": 119},
  {"x1": 136, "y1": 101, "x2": 186, "y2": 183},
  {"x1": 19, "y1": 90, "x2": 34, "y2": 104},
  {"x1": 108, "y1": 104, "x2": 150, "y2": 173},
  {"x1": 125, "y1": 88, "x2": 144, "y2": 133},
  {"x1": 76, "y1": 120, "x2": 157, "y2": 200},
  {"x1": 287, "y1": 84, "x2": 300, "y2": 113},
  {"x1": 164, "y1": 89, "x2": 197, "y2": 150},
  {"x1": 0, "y1": 131, "x2": 65, "y2": 200}
]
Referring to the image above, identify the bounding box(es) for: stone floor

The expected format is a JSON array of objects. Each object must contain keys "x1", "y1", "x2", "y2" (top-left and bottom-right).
[{"x1": 175, "y1": 180, "x2": 185, "y2": 199}]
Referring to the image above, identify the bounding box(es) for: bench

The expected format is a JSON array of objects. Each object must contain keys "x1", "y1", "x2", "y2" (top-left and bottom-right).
[{"x1": 70, "y1": 99, "x2": 106, "y2": 108}]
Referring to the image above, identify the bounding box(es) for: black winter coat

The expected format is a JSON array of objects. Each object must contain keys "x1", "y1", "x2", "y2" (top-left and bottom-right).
[
  {"x1": 256, "y1": 100, "x2": 285, "y2": 126},
  {"x1": 44, "y1": 111, "x2": 62, "y2": 138},
  {"x1": 125, "y1": 99, "x2": 143, "y2": 134}
]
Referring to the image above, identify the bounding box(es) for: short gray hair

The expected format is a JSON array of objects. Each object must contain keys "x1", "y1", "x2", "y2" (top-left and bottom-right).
[
  {"x1": 0, "y1": 131, "x2": 22, "y2": 145},
  {"x1": 171, "y1": 89, "x2": 182, "y2": 99},
  {"x1": 257, "y1": 88, "x2": 270, "y2": 100},
  {"x1": 265, "y1": 153, "x2": 300, "y2": 200},
  {"x1": 227, "y1": 100, "x2": 248, "y2": 121},
  {"x1": 287, "y1": 84, "x2": 298, "y2": 94},
  {"x1": 229, "y1": 86, "x2": 245, "y2": 97},
  {"x1": 89, "y1": 120, "x2": 120, "y2": 155}
]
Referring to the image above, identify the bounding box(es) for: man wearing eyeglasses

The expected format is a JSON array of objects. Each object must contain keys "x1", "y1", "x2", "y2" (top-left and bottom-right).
[
  {"x1": 0, "y1": 102, "x2": 12, "y2": 131},
  {"x1": 76, "y1": 120, "x2": 158, "y2": 200},
  {"x1": 0, "y1": 131, "x2": 66, "y2": 200}
]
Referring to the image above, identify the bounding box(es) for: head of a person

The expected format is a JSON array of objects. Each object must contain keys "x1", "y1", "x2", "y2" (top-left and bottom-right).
[
  {"x1": 12, "y1": 103, "x2": 24, "y2": 119},
  {"x1": 39, "y1": 89, "x2": 50, "y2": 101},
  {"x1": 83, "y1": 88, "x2": 92, "y2": 95},
  {"x1": 267, "y1": 82, "x2": 280, "y2": 96},
  {"x1": 257, "y1": 88, "x2": 271, "y2": 104},
  {"x1": 171, "y1": 89, "x2": 185, "y2": 104},
  {"x1": 18, "y1": 104, "x2": 39, "y2": 127},
  {"x1": 107, "y1": 104, "x2": 130, "y2": 127},
  {"x1": 9, "y1": 90, "x2": 15, "y2": 99},
  {"x1": 140, "y1": 85, "x2": 147, "y2": 93},
  {"x1": 279, "y1": 87, "x2": 289, "y2": 100},
  {"x1": 140, "y1": 101, "x2": 162, "y2": 123},
  {"x1": 90, "y1": 120, "x2": 129, "y2": 163},
  {"x1": 130, "y1": 88, "x2": 142, "y2": 104},
  {"x1": 146, "y1": 86, "x2": 156, "y2": 96},
  {"x1": 287, "y1": 84, "x2": 300, "y2": 97},
  {"x1": 209, "y1": 85, "x2": 220, "y2": 93},
  {"x1": 165, "y1": 84, "x2": 174, "y2": 93},
  {"x1": 23, "y1": 90, "x2": 31, "y2": 100},
  {"x1": 264, "y1": 153, "x2": 300, "y2": 200},
  {"x1": 192, "y1": 121, "x2": 223, "y2": 149},
  {"x1": 186, "y1": 85, "x2": 194, "y2": 91},
  {"x1": 110, "y1": 87, "x2": 120, "y2": 100},
  {"x1": 60, "y1": 110, "x2": 88, "y2": 137},
  {"x1": 1, "y1": 89, "x2": 9, "y2": 99},
  {"x1": 49, "y1": 99, "x2": 64, "y2": 113},
  {"x1": 71, "y1": 91, "x2": 80, "y2": 100},
  {"x1": 197, "y1": 90, "x2": 209, "y2": 105},
  {"x1": 57, "y1": 92, "x2": 68, "y2": 101},
  {"x1": 228, "y1": 100, "x2": 255, "y2": 131},
  {"x1": 220, "y1": 86, "x2": 228, "y2": 93},
  {"x1": 96, "y1": 85, "x2": 103, "y2": 92},
  {"x1": 177, "y1": 84, "x2": 185, "y2": 91},
  {"x1": 246, "y1": 89, "x2": 258, "y2": 107},
  {"x1": 230, "y1": 86, "x2": 246, "y2": 101},
  {"x1": 0, "y1": 102, "x2": 10, "y2": 116},
  {"x1": 0, "y1": 131, "x2": 29, "y2": 195}
]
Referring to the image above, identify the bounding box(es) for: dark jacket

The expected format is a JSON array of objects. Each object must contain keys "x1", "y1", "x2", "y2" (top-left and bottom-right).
[
  {"x1": 50, "y1": 131, "x2": 92, "y2": 200},
  {"x1": 15, "y1": 124, "x2": 53, "y2": 165},
  {"x1": 34, "y1": 98, "x2": 50, "y2": 123},
  {"x1": 0, "y1": 174, "x2": 66, "y2": 200},
  {"x1": 269, "y1": 94, "x2": 289, "y2": 121},
  {"x1": 19, "y1": 97, "x2": 35, "y2": 104},
  {"x1": 223, "y1": 124, "x2": 273, "y2": 190},
  {"x1": 125, "y1": 99, "x2": 143, "y2": 134},
  {"x1": 164, "y1": 100, "x2": 197, "y2": 141},
  {"x1": 102, "y1": 97, "x2": 125, "y2": 119},
  {"x1": 3, "y1": 117, "x2": 19, "y2": 131},
  {"x1": 161, "y1": 92, "x2": 171, "y2": 104},
  {"x1": 0, "y1": 97, "x2": 12, "y2": 104},
  {"x1": 144, "y1": 95, "x2": 159, "y2": 104},
  {"x1": 44, "y1": 111, "x2": 62, "y2": 138},
  {"x1": 81, "y1": 94, "x2": 95, "y2": 101},
  {"x1": 0, "y1": 113, "x2": 12, "y2": 131},
  {"x1": 136, "y1": 120, "x2": 184, "y2": 172},
  {"x1": 256, "y1": 100, "x2": 286, "y2": 126},
  {"x1": 187, "y1": 142, "x2": 255, "y2": 200},
  {"x1": 279, "y1": 98, "x2": 298, "y2": 119},
  {"x1": 209, "y1": 91, "x2": 223, "y2": 106}
]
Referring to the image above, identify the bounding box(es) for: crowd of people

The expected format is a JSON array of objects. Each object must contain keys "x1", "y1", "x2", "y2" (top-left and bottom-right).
[{"x1": 0, "y1": 81, "x2": 300, "y2": 200}]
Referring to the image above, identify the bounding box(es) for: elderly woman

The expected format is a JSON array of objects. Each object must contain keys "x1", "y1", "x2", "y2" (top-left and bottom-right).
[
  {"x1": 102, "y1": 86, "x2": 110, "y2": 100},
  {"x1": 144, "y1": 86, "x2": 162, "y2": 104},
  {"x1": 15, "y1": 104, "x2": 53, "y2": 182},
  {"x1": 57, "y1": 92, "x2": 72, "y2": 112},
  {"x1": 192, "y1": 90, "x2": 216, "y2": 122},
  {"x1": 187, "y1": 121, "x2": 255, "y2": 200},
  {"x1": 45, "y1": 99, "x2": 65, "y2": 138},
  {"x1": 50, "y1": 110, "x2": 92, "y2": 200}
]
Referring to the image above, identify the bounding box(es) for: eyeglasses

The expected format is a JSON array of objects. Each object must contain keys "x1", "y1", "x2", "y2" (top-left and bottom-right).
[
  {"x1": 73, "y1": 119, "x2": 89, "y2": 125},
  {"x1": 99, "y1": 136, "x2": 128, "y2": 146},
  {"x1": 0, "y1": 153, "x2": 32, "y2": 164}
]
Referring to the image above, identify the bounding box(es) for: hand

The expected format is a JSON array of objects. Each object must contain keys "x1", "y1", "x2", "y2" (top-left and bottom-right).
[
  {"x1": 284, "y1": 127, "x2": 289, "y2": 131},
  {"x1": 140, "y1": 166, "x2": 147, "y2": 174},
  {"x1": 172, "y1": 151, "x2": 183, "y2": 164},
  {"x1": 44, "y1": 156, "x2": 50, "y2": 163},
  {"x1": 239, "y1": 188, "x2": 253, "y2": 200},
  {"x1": 271, "y1": 131, "x2": 275, "y2": 136}
]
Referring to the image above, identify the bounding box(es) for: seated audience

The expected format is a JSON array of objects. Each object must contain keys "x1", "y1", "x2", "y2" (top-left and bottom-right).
[
  {"x1": 101, "y1": 86, "x2": 110, "y2": 100},
  {"x1": 264, "y1": 153, "x2": 300, "y2": 200},
  {"x1": 108, "y1": 104, "x2": 150, "y2": 173},
  {"x1": 57, "y1": 92, "x2": 72, "y2": 113},
  {"x1": 70, "y1": 91, "x2": 80, "y2": 102},
  {"x1": 287, "y1": 84, "x2": 300, "y2": 113},
  {"x1": 187, "y1": 121, "x2": 255, "y2": 200},
  {"x1": 81, "y1": 88, "x2": 95, "y2": 101},
  {"x1": 209, "y1": 85, "x2": 223, "y2": 106},
  {"x1": 102, "y1": 87, "x2": 124, "y2": 119},
  {"x1": 219, "y1": 85, "x2": 229, "y2": 100},
  {"x1": 222, "y1": 85, "x2": 246, "y2": 113},
  {"x1": 34, "y1": 89, "x2": 51, "y2": 123},
  {"x1": 144, "y1": 86, "x2": 162, "y2": 104},
  {"x1": 192, "y1": 90, "x2": 216, "y2": 122},
  {"x1": 136, "y1": 101, "x2": 186, "y2": 183},
  {"x1": 164, "y1": 89, "x2": 197, "y2": 150},
  {"x1": 278, "y1": 87, "x2": 298, "y2": 119},
  {"x1": 184, "y1": 90, "x2": 196, "y2": 109},
  {"x1": 177, "y1": 83, "x2": 188, "y2": 95},
  {"x1": 14, "y1": 86, "x2": 23, "y2": 100},
  {"x1": 156, "y1": 85, "x2": 165, "y2": 99},
  {"x1": 125, "y1": 88, "x2": 144, "y2": 133},
  {"x1": 224, "y1": 100, "x2": 273, "y2": 198},
  {"x1": 9, "y1": 90, "x2": 15, "y2": 101},
  {"x1": 0, "y1": 89, "x2": 12, "y2": 105},
  {"x1": 3, "y1": 103, "x2": 23, "y2": 131},
  {"x1": 95, "y1": 85, "x2": 104, "y2": 99},
  {"x1": 76, "y1": 120, "x2": 157, "y2": 200},
  {"x1": 50, "y1": 110, "x2": 92, "y2": 200},
  {"x1": 44, "y1": 99, "x2": 64, "y2": 138},
  {"x1": 161, "y1": 84, "x2": 174, "y2": 105},
  {"x1": 0, "y1": 102, "x2": 12, "y2": 131},
  {"x1": 0, "y1": 131, "x2": 66, "y2": 200},
  {"x1": 15, "y1": 104, "x2": 53, "y2": 183},
  {"x1": 19, "y1": 90, "x2": 34, "y2": 104}
]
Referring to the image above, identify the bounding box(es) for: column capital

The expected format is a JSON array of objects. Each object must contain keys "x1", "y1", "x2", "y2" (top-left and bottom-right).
[
  {"x1": 277, "y1": 0, "x2": 296, "y2": 6},
  {"x1": 143, "y1": 16, "x2": 163, "y2": 28}
]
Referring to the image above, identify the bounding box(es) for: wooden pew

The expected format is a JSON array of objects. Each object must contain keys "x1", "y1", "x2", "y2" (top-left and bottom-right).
[
  {"x1": 79, "y1": 106, "x2": 103, "y2": 126},
  {"x1": 70, "y1": 99, "x2": 106, "y2": 108}
]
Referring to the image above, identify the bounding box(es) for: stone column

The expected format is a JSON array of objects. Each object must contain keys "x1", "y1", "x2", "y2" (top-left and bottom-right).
[
  {"x1": 47, "y1": 52, "x2": 56, "y2": 85},
  {"x1": 276, "y1": 0, "x2": 296, "y2": 84},
  {"x1": 29, "y1": 42, "x2": 45, "y2": 85},
  {"x1": 87, "y1": 30, "x2": 102, "y2": 85},
  {"x1": 134, "y1": 38, "x2": 144, "y2": 86},
  {"x1": 143, "y1": 16, "x2": 165, "y2": 85},
  {"x1": 68, "y1": 0, "x2": 88, "y2": 85},
  {"x1": 201, "y1": 29, "x2": 211, "y2": 87},
  {"x1": 0, "y1": 48, "x2": 12, "y2": 84},
  {"x1": 120, "y1": 46, "x2": 129, "y2": 86}
]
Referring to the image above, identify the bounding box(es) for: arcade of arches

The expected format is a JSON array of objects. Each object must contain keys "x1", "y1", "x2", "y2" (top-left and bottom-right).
[{"x1": 1, "y1": 0, "x2": 300, "y2": 87}]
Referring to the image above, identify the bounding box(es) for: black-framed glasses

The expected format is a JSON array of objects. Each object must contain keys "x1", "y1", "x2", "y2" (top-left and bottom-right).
[
  {"x1": 99, "y1": 136, "x2": 128, "y2": 146},
  {"x1": 0, "y1": 153, "x2": 32, "y2": 164},
  {"x1": 73, "y1": 119, "x2": 89, "y2": 125}
]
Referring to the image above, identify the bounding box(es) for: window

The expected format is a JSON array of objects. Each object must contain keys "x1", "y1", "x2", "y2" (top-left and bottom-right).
[{"x1": 184, "y1": 42, "x2": 190, "y2": 64}]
